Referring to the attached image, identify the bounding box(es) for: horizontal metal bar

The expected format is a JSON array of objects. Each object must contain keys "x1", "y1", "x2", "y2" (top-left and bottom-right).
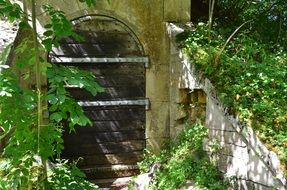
[
  {"x1": 71, "y1": 16, "x2": 114, "y2": 26},
  {"x1": 50, "y1": 57, "x2": 149, "y2": 64},
  {"x1": 78, "y1": 99, "x2": 150, "y2": 110},
  {"x1": 64, "y1": 84, "x2": 80, "y2": 88}
]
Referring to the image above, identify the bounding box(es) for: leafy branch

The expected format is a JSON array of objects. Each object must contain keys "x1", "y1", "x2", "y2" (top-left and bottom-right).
[{"x1": 0, "y1": 0, "x2": 104, "y2": 189}]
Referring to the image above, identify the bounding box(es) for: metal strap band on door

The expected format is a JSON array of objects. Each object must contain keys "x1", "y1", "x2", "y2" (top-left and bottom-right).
[
  {"x1": 78, "y1": 99, "x2": 150, "y2": 110},
  {"x1": 50, "y1": 56, "x2": 149, "y2": 67}
]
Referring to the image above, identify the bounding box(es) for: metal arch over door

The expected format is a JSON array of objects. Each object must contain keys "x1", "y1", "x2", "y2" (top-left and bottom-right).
[{"x1": 49, "y1": 15, "x2": 148, "y2": 188}]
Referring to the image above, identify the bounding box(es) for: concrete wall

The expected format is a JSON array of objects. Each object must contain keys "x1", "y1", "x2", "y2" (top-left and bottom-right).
[
  {"x1": 25, "y1": 0, "x2": 191, "y2": 152},
  {"x1": 164, "y1": 0, "x2": 191, "y2": 22},
  {"x1": 167, "y1": 22, "x2": 205, "y2": 138},
  {"x1": 205, "y1": 93, "x2": 286, "y2": 190},
  {"x1": 167, "y1": 23, "x2": 287, "y2": 190}
]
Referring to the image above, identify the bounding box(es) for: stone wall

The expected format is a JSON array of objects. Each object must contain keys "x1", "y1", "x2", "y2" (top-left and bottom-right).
[
  {"x1": 167, "y1": 22, "x2": 206, "y2": 138},
  {"x1": 167, "y1": 23, "x2": 287, "y2": 190},
  {"x1": 204, "y1": 81, "x2": 286, "y2": 190}
]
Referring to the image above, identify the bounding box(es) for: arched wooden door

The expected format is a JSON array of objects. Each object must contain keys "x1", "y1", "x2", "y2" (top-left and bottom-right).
[{"x1": 49, "y1": 15, "x2": 149, "y2": 188}]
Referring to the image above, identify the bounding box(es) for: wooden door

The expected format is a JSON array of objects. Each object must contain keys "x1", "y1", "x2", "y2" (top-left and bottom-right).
[{"x1": 49, "y1": 15, "x2": 148, "y2": 188}]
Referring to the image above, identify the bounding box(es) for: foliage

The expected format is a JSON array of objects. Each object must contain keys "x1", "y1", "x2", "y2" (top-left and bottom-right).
[
  {"x1": 0, "y1": 158, "x2": 98, "y2": 190},
  {"x1": 138, "y1": 123, "x2": 228, "y2": 190},
  {"x1": 46, "y1": 64, "x2": 104, "y2": 130},
  {"x1": 216, "y1": 0, "x2": 287, "y2": 48},
  {"x1": 79, "y1": 0, "x2": 98, "y2": 7},
  {"x1": 0, "y1": 44, "x2": 12, "y2": 65},
  {"x1": 178, "y1": 0, "x2": 287, "y2": 174},
  {"x1": 0, "y1": 155, "x2": 45, "y2": 190},
  {"x1": 48, "y1": 159, "x2": 98, "y2": 190},
  {"x1": 0, "y1": 0, "x2": 104, "y2": 189},
  {"x1": 42, "y1": 5, "x2": 83, "y2": 51},
  {"x1": 0, "y1": 0, "x2": 22, "y2": 21}
]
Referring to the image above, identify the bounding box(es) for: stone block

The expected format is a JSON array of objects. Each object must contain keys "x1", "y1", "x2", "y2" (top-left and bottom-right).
[
  {"x1": 178, "y1": 57, "x2": 200, "y2": 89},
  {"x1": 175, "y1": 107, "x2": 187, "y2": 121},
  {"x1": 267, "y1": 151, "x2": 281, "y2": 173},
  {"x1": 246, "y1": 181, "x2": 276, "y2": 190},
  {"x1": 146, "y1": 64, "x2": 170, "y2": 102},
  {"x1": 190, "y1": 104, "x2": 206, "y2": 122},
  {"x1": 146, "y1": 137, "x2": 168, "y2": 154},
  {"x1": 247, "y1": 148, "x2": 279, "y2": 188},
  {"x1": 170, "y1": 124, "x2": 186, "y2": 140},
  {"x1": 231, "y1": 179, "x2": 249, "y2": 190},
  {"x1": 208, "y1": 129, "x2": 247, "y2": 147},
  {"x1": 221, "y1": 144, "x2": 248, "y2": 158},
  {"x1": 178, "y1": 89, "x2": 190, "y2": 103},
  {"x1": 146, "y1": 101, "x2": 170, "y2": 152},
  {"x1": 204, "y1": 139, "x2": 249, "y2": 175},
  {"x1": 215, "y1": 153, "x2": 232, "y2": 173},
  {"x1": 190, "y1": 91, "x2": 198, "y2": 103},
  {"x1": 245, "y1": 127, "x2": 269, "y2": 157},
  {"x1": 226, "y1": 156, "x2": 249, "y2": 179},
  {"x1": 198, "y1": 90, "x2": 207, "y2": 104},
  {"x1": 206, "y1": 97, "x2": 237, "y2": 132},
  {"x1": 170, "y1": 55, "x2": 184, "y2": 74}
]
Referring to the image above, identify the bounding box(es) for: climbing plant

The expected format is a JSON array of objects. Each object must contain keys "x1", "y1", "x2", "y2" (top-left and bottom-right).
[
  {"x1": 177, "y1": 0, "x2": 287, "y2": 174},
  {"x1": 0, "y1": 0, "x2": 105, "y2": 189}
]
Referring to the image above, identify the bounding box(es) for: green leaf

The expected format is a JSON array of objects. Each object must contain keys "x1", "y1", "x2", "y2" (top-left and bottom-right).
[
  {"x1": 57, "y1": 94, "x2": 65, "y2": 104},
  {"x1": 44, "y1": 23, "x2": 52, "y2": 29},
  {"x1": 45, "y1": 94, "x2": 58, "y2": 104},
  {"x1": 70, "y1": 115, "x2": 79, "y2": 125},
  {"x1": 50, "y1": 112, "x2": 63, "y2": 122},
  {"x1": 49, "y1": 104, "x2": 58, "y2": 112},
  {"x1": 78, "y1": 0, "x2": 97, "y2": 7},
  {"x1": 0, "y1": 43, "x2": 12, "y2": 65},
  {"x1": 43, "y1": 30, "x2": 53, "y2": 37},
  {"x1": 42, "y1": 38, "x2": 53, "y2": 51},
  {"x1": 40, "y1": 61, "x2": 52, "y2": 74},
  {"x1": 18, "y1": 21, "x2": 30, "y2": 29}
]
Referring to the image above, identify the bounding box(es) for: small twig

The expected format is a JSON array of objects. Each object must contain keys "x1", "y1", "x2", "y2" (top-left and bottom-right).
[
  {"x1": 208, "y1": 0, "x2": 216, "y2": 43},
  {"x1": 31, "y1": 0, "x2": 47, "y2": 189},
  {"x1": 214, "y1": 20, "x2": 252, "y2": 67},
  {"x1": 0, "y1": 126, "x2": 16, "y2": 152},
  {"x1": 275, "y1": 13, "x2": 282, "y2": 46}
]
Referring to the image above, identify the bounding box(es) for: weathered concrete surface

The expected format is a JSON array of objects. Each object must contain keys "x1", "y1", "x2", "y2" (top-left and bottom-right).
[
  {"x1": 164, "y1": 0, "x2": 191, "y2": 22},
  {"x1": 204, "y1": 94, "x2": 286, "y2": 189},
  {"x1": 167, "y1": 22, "x2": 205, "y2": 139}
]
